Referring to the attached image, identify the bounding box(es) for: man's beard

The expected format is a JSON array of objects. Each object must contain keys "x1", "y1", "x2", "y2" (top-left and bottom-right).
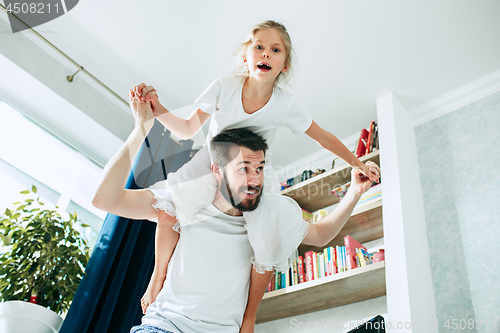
[{"x1": 221, "y1": 172, "x2": 263, "y2": 212}]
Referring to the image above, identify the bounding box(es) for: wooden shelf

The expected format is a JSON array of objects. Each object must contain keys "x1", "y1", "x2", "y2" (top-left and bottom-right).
[
  {"x1": 299, "y1": 199, "x2": 383, "y2": 252},
  {"x1": 281, "y1": 150, "x2": 380, "y2": 212},
  {"x1": 256, "y1": 261, "x2": 386, "y2": 324}
]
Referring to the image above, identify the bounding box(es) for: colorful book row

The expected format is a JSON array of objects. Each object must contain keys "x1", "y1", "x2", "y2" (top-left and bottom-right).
[{"x1": 266, "y1": 235, "x2": 377, "y2": 293}]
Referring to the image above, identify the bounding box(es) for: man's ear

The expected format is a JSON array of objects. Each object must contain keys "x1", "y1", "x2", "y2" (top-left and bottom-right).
[{"x1": 212, "y1": 163, "x2": 223, "y2": 182}]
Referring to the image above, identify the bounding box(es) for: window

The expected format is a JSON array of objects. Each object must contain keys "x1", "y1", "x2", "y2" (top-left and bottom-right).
[{"x1": 0, "y1": 99, "x2": 105, "y2": 250}]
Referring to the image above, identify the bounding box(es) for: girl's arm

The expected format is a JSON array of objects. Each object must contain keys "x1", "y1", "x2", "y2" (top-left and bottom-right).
[
  {"x1": 302, "y1": 164, "x2": 378, "y2": 247},
  {"x1": 305, "y1": 121, "x2": 380, "y2": 183},
  {"x1": 240, "y1": 268, "x2": 274, "y2": 333},
  {"x1": 156, "y1": 107, "x2": 211, "y2": 140},
  {"x1": 133, "y1": 83, "x2": 211, "y2": 140}
]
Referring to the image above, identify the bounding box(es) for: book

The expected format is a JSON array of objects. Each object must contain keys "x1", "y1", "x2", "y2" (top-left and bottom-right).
[
  {"x1": 319, "y1": 253, "x2": 325, "y2": 278},
  {"x1": 360, "y1": 248, "x2": 373, "y2": 264},
  {"x1": 365, "y1": 121, "x2": 375, "y2": 156},
  {"x1": 331, "y1": 247, "x2": 337, "y2": 274},
  {"x1": 304, "y1": 251, "x2": 314, "y2": 282},
  {"x1": 344, "y1": 235, "x2": 367, "y2": 270},
  {"x1": 297, "y1": 256, "x2": 305, "y2": 283},
  {"x1": 355, "y1": 249, "x2": 361, "y2": 268},
  {"x1": 336, "y1": 246, "x2": 341, "y2": 273},
  {"x1": 371, "y1": 121, "x2": 379, "y2": 152},
  {"x1": 267, "y1": 275, "x2": 273, "y2": 292},
  {"x1": 356, "y1": 183, "x2": 382, "y2": 208},
  {"x1": 332, "y1": 182, "x2": 351, "y2": 200},
  {"x1": 342, "y1": 246, "x2": 347, "y2": 272},
  {"x1": 343, "y1": 246, "x2": 347, "y2": 272},
  {"x1": 313, "y1": 252, "x2": 318, "y2": 280},
  {"x1": 324, "y1": 248, "x2": 330, "y2": 276},
  {"x1": 292, "y1": 260, "x2": 298, "y2": 285},
  {"x1": 302, "y1": 208, "x2": 313, "y2": 223},
  {"x1": 356, "y1": 128, "x2": 369, "y2": 158},
  {"x1": 357, "y1": 249, "x2": 367, "y2": 267}
]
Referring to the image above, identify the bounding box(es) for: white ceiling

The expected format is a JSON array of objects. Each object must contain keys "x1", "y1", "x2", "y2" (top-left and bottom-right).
[{"x1": 3, "y1": 0, "x2": 500, "y2": 167}]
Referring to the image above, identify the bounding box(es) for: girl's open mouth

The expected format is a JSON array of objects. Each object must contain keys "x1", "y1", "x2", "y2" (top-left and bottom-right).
[{"x1": 257, "y1": 63, "x2": 272, "y2": 71}]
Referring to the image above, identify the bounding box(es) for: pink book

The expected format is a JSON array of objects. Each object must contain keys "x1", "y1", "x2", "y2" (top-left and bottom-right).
[
  {"x1": 344, "y1": 235, "x2": 367, "y2": 270},
  {"x1": 304, "y1": 251, "x2": 314, "y2": 282}
]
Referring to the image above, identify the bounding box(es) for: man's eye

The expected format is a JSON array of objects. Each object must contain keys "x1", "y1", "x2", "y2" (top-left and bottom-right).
[{"x1": 239, "y1": 167, "x2": 247, "y2": 172}]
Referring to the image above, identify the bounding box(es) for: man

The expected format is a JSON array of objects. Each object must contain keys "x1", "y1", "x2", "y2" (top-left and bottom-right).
[{"x1": 92, "y1": 97, "x2": 379, "y2": 333}]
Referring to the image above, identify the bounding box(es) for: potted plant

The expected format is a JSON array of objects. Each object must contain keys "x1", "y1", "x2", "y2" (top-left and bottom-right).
[{"x1": 0, "y1": 186, "x2": 91, "y2": 332}]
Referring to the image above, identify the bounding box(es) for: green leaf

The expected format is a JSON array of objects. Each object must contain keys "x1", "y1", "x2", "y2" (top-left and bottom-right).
[
  {"x1": 17, "y1": 205, "x2": 26, "y2": 211},
  {"x1": 20, "y1": 190, "x2": 30, "y2": 195},
  {"x1": 28, "y1": 262, "x2": 39, "y2": 274},
  {"x1": 13, "y1": 202, "x2": 21, "y2": 205},
  {"x1": 32, "y1": 185, "x2": 37, "y2": 193}
]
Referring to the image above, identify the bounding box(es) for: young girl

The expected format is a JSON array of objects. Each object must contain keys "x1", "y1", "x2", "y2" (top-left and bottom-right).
[{"x1": 133, "y1": 20, "x2": 380, "y2": 315}]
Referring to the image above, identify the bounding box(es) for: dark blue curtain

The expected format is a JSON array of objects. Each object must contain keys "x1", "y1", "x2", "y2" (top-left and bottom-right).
[{"x1": 60, "y1": 120, "x2": 194, "y2": 333}]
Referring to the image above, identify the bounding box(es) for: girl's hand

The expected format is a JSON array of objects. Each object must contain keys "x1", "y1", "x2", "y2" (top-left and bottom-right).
[
  {"x1": 129, "y1": 89, "x2": 154, "y2": 131},
  {"x1": 132, "y1": 83, "x2": 165, "y2": 117},
  {"x1": 355, "y1": 161, "x2": 380, "y2": 184},
  {"x1": 351, "y1": 161, "x2": 380, "y2": 195}
]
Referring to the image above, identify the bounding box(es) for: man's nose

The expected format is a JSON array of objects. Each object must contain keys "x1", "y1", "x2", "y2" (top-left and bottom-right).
[{"x1": 247, "y1": 171, "x2": 262, "y2": 186}]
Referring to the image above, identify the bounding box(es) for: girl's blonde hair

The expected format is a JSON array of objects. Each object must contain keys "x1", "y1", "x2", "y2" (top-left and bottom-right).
[{"x1": 231, "y1": 20, "x2": 295, "y2": 88}]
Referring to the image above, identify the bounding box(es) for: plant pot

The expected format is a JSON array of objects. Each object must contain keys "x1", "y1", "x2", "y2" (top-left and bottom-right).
[{"x1": 0, "y1": 300, "x2": 63, "y2": 333}]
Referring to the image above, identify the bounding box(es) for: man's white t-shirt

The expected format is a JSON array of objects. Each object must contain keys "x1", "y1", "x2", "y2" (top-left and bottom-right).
[
  {"x1": 195, "y1": 76, "x2": 313, "y2": 146},
  {"x1": 141, "y1": 203, "x2": 253, "y2": 333}
]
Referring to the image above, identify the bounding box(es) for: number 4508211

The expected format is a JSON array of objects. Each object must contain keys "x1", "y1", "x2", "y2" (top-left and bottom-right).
[{"x1": 5, "y1": 2, "x2": 60, "y2": 14}]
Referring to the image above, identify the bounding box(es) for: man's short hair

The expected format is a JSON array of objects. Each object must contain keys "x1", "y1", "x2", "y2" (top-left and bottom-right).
[{"x1": 210, "y1": 128, "x2": 268, "y2": 169}]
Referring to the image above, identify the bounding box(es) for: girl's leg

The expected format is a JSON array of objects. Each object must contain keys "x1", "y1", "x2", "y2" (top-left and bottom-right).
[{"x1": 141, "y1": 211, "x2": 179, "y2": 314}]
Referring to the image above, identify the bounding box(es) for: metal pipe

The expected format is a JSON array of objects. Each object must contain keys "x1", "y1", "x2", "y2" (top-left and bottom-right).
[
  {"x1": 0, "y1": 4, "x2": 183, "y2": 149},
  {"x1": 0, "y1": 3, "x2": 128, "y2": 106}
]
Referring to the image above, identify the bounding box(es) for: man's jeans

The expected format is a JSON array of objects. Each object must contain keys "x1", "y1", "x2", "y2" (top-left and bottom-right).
[{"x1": 130, "y1": 324, "x2": 175, "y2": 333}]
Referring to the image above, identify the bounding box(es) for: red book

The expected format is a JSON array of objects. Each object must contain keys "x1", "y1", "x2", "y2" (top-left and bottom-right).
[
  {"x1": 344, "y1": 235, "x2": 367, "y2": 270},
  {"x1": 304, "y1": 251, "x2": 314, "y2": 282},
  {"x1": 331, "y1": 247, "x2": 337, "y2": 274},
  {"x1": 297, "y1": 256, "x2": 306, "y2": 283},
  {"x1": 356, "y1": 129, "x2": 369, "y2": 158},
  {"x1": 365, "y1": 121, "x2": 375, "y2": 156}
]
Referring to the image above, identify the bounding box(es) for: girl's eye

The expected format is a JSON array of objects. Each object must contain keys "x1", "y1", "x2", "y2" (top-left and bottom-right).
[
  {"x1": 256, "y1": 45, "x2": 263, "y2": 50},
  {"x1": 273, "y1": 48, "x2": 280, "y2": 53}
]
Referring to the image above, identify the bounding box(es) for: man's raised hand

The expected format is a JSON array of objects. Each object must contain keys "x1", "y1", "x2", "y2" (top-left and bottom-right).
[
  {"x1": 132, "y1": 83, "x2": 163, "y2": 116},
  {"x1": 128, "y1": 88, "x2": 154, "y2": 131}
]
